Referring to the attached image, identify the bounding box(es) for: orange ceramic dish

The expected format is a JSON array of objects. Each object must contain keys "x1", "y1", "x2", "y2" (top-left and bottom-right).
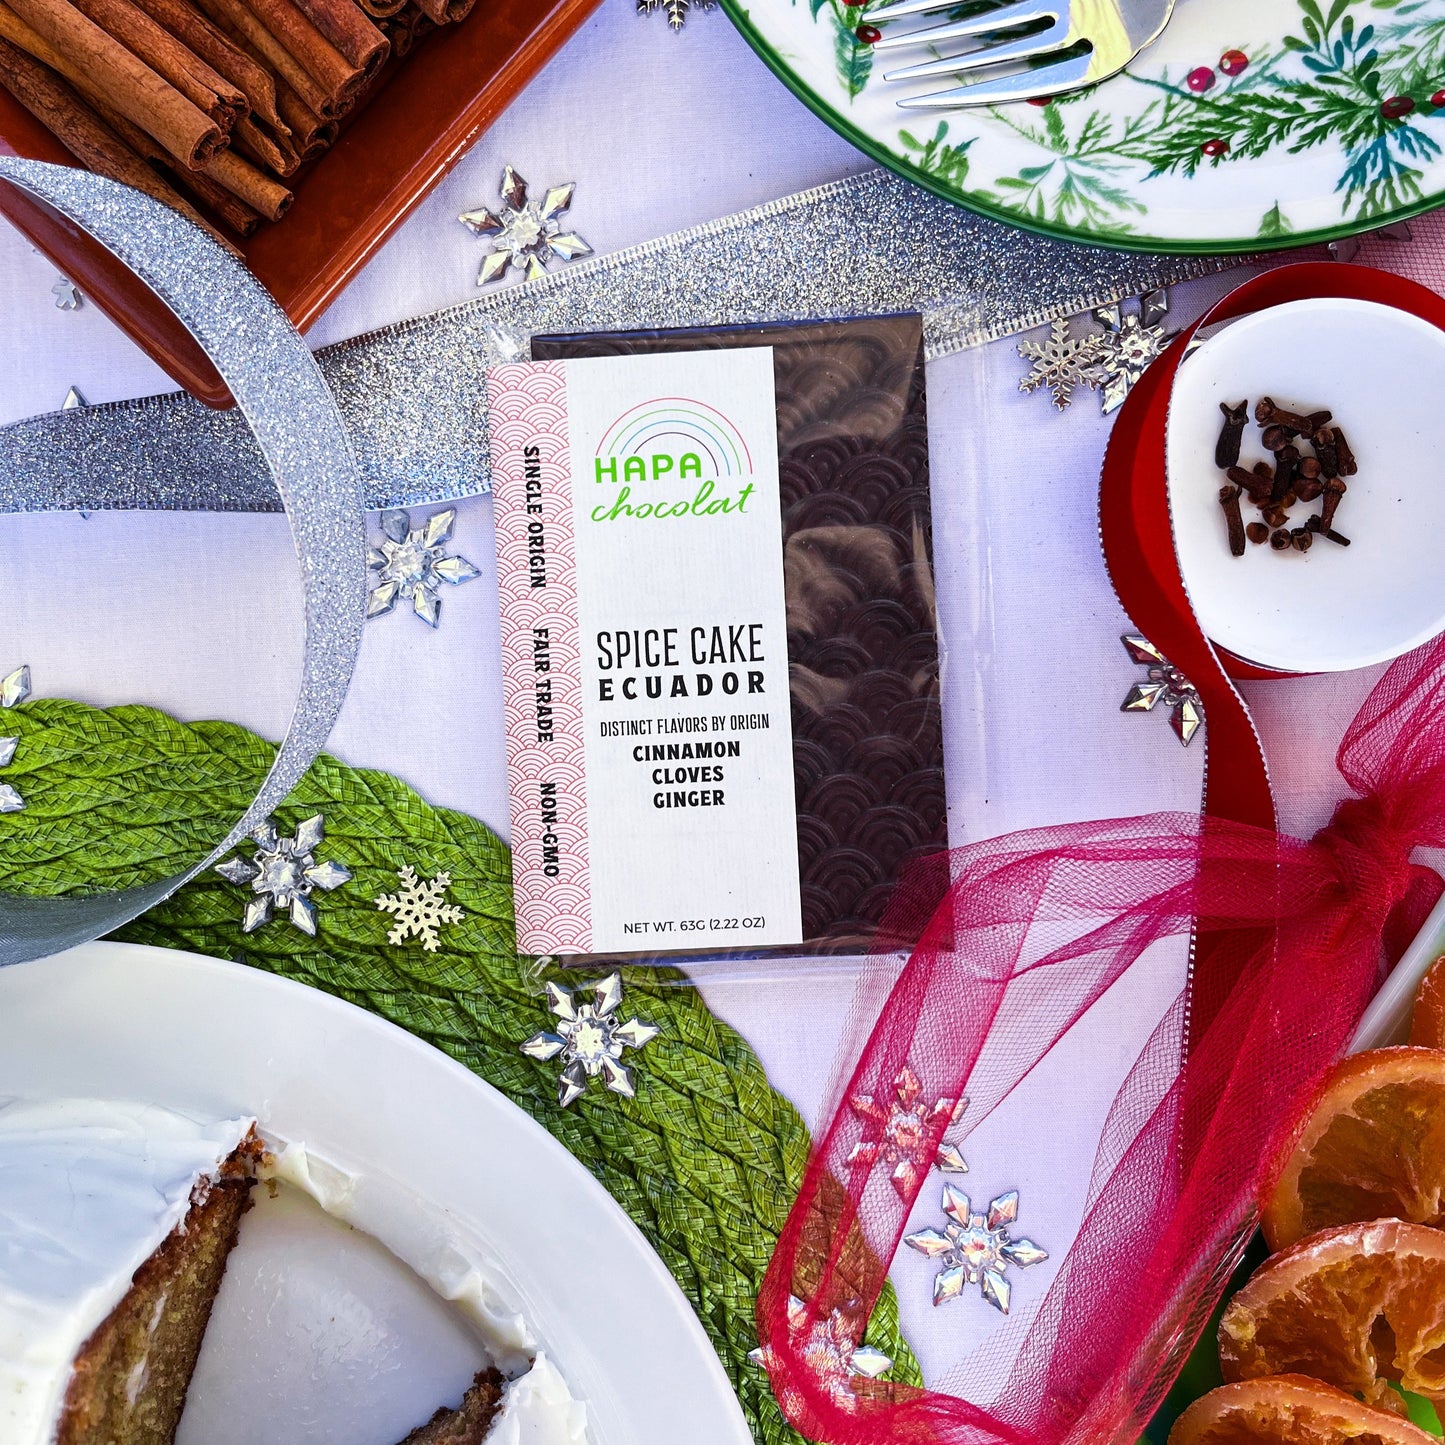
[{"x1": 0, "y1": 0, "x2": 599, "y2": 407}]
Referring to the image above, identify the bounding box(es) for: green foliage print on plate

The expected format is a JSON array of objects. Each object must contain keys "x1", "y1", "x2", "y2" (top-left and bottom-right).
[{"x1": 726, "y1": 0, "x2": 1445, "y2": 251}]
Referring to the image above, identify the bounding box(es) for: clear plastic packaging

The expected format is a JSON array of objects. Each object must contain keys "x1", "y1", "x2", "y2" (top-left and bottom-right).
[{"x1": 523, "y1": 314, "x2": 946, "y2": 961}]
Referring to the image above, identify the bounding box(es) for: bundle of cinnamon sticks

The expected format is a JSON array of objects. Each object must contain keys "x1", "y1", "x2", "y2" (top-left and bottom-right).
[{"x1": 0, "y1": 0, "x2": 474, "y2": 243}]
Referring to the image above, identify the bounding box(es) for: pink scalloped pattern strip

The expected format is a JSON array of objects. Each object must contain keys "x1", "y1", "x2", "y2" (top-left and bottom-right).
[{"x1": 488, "y1": 362, "x2": 591, "y2": 954}]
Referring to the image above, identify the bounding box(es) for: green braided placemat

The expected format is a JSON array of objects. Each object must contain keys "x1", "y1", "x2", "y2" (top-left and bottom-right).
[{"x1": 0, "y1": 696, "x2": 920, "y2": 1444}]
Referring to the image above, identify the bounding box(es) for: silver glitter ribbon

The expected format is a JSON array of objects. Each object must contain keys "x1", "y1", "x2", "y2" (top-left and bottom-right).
[
  {"x1": 0, "y1": 159, "x2": 366, "y2": 966},
  {"x1": 0, "y1": 168, "x2": 1240, "y2": 514}
]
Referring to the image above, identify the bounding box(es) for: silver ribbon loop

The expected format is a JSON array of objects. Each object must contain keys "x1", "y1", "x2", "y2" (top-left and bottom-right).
[{"x1": 0, "y1": 158, "x2": 366, "y2": 966}]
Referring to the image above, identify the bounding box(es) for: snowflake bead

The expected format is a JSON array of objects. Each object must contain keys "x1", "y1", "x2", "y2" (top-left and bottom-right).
[
  {"x1": 215, "y1": 815, "x2": 353, "y2": 935},
  {"x1": 904, "y1": 1185, "x2": 1048, "y2": 1314},
  {"x1": 367, "y1": 507, "x2": 480, "y2": 628},
  {"x1": 520, "y1": 973, "x2": 659, "y2": 1107},
  {"x1": 375, "y1": 865, "x2": 465, "y2": 951},
  {"x1": 1121, "y1": 634, "x2": 1203, "y2": 747},
  {"x1": 0, "y1": 665, "x2": 32, "y2": 814},
  {"x1": 460, "y1": 166, "x2": 592, "y2": 285},
  {"x1": 749, "y1": 1296, "x2": 892, "y2": 1411},
  {"x1": 847, "y1": 1065, "x2": 967, "y2": 1198}
]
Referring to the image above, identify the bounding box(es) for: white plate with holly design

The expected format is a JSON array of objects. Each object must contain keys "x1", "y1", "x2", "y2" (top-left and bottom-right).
[{"x1": 720, "y1": 0, "x2": 1445, "y2": 252}]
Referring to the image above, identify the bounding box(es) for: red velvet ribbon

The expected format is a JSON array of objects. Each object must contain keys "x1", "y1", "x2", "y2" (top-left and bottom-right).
[{"x1": 755, "y1": 265, "x2": 1445, "y2": 1445}]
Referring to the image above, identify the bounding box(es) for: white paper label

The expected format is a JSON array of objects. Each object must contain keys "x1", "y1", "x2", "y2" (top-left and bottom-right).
[{"x1": 489, "y1": 346, "x2": 802, "y2": 956}]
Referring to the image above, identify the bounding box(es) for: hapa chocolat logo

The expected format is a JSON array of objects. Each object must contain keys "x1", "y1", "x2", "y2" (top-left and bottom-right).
[{"x1": 589, "y1": 397, "x2": 758, "y2": 523}]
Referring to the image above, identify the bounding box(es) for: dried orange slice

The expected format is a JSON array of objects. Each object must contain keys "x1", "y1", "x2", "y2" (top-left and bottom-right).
[
  {"x1": 1410, "y1": 956, "x2": 1445, "y2": 1050},
  {"x1": 1263, "y1": 1048, "x2": 1445, "y2": 1251},
  {"x1": 1219, "y1": 1219, "x2": 1445, "y2": 1412},
  {"x1": 1168, "y1": 1376, "x2": 1435, "y2": 1445}
]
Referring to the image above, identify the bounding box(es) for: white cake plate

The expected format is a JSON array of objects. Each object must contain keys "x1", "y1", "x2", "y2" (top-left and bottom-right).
[{"x1": 0, "y1": 941, "x2": 753, "y2": 1445}]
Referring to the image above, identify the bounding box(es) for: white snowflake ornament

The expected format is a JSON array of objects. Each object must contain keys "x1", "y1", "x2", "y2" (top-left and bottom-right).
[
  {"x1": 375, "y1": 865, "x2": 465, "y2": 951},
  {"x1": 1018, "y1": 317, "x2": 1111, "y2": 410},
  {"x1": 367, "y1": 507, "x2": 480, "y2": 628},
  {"x1": 749, "y1": 1296, "x2": 892, "y2": 1410},
  {"x1": 0, "y1": 665, "x2": 32, "y2": 814},
  {"x1": 904, "y1": 1185, "x2": 1048, "y2": 1314},
  {"x1": 637, "y1": 0, "x2": 714, "y2": 29},
  {"x1": 847, "y1": 1065, "x2": 967, "y2": 1198},
  {"x1": 520, "y1": 973, "x2": 659, "y2": 1107},
  {"x1": 215, "y1": 815, "x2": 353, "y2": 936},
  {"x1": 460, "y1": 166, "x2": 592, "y2": 285}
]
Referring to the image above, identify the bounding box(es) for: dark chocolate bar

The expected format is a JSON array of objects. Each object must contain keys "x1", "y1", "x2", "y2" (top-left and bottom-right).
[{"x1": 531, "y1": 316, "x2": 947, "y2": 953}]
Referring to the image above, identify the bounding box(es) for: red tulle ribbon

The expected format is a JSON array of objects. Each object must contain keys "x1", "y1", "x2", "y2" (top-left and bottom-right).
[
  {"x1": 757, "y1": 635, "x2": 1445, "y2": 1445},
  {"x1": 755, "y1": 264, "x2": 1445, "y2": 1445}
]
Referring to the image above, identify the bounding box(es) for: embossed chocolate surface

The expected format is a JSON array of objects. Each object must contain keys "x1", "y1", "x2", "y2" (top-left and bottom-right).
[{"x1": 533, "y1": 316, "x2": 946, "y2": 952}]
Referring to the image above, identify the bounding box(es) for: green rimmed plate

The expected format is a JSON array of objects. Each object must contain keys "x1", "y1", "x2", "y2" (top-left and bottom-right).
[{"x1": 719, "y1": 0, "x2": 1445, "y2": 253}]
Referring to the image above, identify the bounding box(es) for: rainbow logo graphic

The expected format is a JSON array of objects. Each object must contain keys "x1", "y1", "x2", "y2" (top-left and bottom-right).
[{"x1": 595, "y1": 396, "x2": 753, "y2": 480}]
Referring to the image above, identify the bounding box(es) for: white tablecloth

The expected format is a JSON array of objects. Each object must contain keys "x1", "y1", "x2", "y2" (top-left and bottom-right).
[{"x1": 0, "y1": 0, "x2": 1384, "y2": 1396}]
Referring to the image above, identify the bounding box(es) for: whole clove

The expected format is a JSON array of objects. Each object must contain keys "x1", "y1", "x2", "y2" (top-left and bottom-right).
[
  {"x1": 1219, "y1": 484, "x2": 1247, "y2": 556},
  {"x1": 1304, "y1": 514, "x2": 1352, "y2": 547},
  {"x1": 1256, "y1": 397, "x2": 1330, "y2": 434},
  {"x1": 1312, "y1": 428, "x2": 1340, "y2": 477},
  {"x1": 1261, "y1": 424, "x2": 1292, "y2": 453},
  {"x1": 1320, "y1": 478, "x2": 1347, "y2": 532},
  {"x1": 1227, "y1": 465, "x2": 1272, "y2": 505},
  {"x1": 1297, "y1": 456, "x2": 1321, "y2": 481},
  {"x1": 1295, "y1": 478, "x2": 1325, "y2": 503},
  {"x1": 1216, "y1": 400, "x2": 1249, "y2": 468},
  {"x1": 1333, "y1": 428, "x2": 1358, "y2": 477},
  {"x1": 1271, "y1": 444, "x2": 1300, "y2": 503}
]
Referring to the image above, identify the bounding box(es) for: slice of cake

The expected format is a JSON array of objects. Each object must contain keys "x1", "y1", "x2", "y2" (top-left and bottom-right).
[
  {"x1": 395, "y1": 1355, "x2": 587, "y2": 1445},
  {"x1": 0, "y1": 1098, "x2": 257, "y2": 1445},
  {"x1": 397, "y1": 1367, "x2": 506, "y2": 1443}
]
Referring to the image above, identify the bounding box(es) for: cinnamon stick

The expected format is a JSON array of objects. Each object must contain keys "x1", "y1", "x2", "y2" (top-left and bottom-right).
[
  {"x1": 66, "y1": 0, "x2": 245, "y2": 130},
  {"x1": 235, "y1": 0, "x2": 363, "y2": 109},
  {"x1": 0, "y1": 36, "x2": 234, "y2": 246},
  {"x1": 192, "y1": 0, "x2": 332, "y2": 116},
  {"x1": 202, "y1": 145, "x2": 289, "y2": 219},
  {"x1": 290, "y1": 0, "x2": 385, "y2": 77},
  {"x1": 112, "y1": 110, "x2": 264, "y2": 233},
  {"x1": 274, "y1": 75, "x2": 334, "y2": 154},
  {"x1": 413, "y1": 0, "x2": 468, "y2": 26},
  {"x1": 2, "y1": 0, "x2": 223, "y2": 165},
  {"x1": 129, "y1": 0, "x2": 286, "y2": 132},
  {"x1": 232, "y1": 111, "x2": 298, "y2": 174},
  {"x1": 355, "y1": 0, "x2": 404, "y2": 22}
]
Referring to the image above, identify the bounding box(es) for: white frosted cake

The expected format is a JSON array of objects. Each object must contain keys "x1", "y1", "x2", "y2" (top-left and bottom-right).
[
  {"x1": 0, "y1": 1098, "x2": 588, "y2": 1445},
  {"x1": 0, "y1": 1097, "x2": 258, "y2": 1445}
]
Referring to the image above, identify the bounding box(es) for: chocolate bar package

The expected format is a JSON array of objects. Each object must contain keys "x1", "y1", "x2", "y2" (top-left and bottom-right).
[{"x1": 487, "y1": 314, "x2": 945, "y2": 960}]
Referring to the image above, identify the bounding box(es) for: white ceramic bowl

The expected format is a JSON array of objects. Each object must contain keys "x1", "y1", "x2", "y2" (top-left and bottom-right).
[{"x1": 1166, "y1": 297, "x2": 1445, "y2": 674}]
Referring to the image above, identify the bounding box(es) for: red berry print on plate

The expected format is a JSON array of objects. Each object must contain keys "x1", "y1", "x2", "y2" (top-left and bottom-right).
[
  {"x1": 1220, "y1": 49, "x2": 1248, "y2": 76},
  {"x1": 1201, "y1": 139, "x2": 1229, "y2": 158},
  {"x1": 1186, "y1": 67, "x2": 1216, "y2": 93},
  {"x1": 1381, "y1": 95, "x2": 1416, "y2": 119},
  {"x1": 855, "y1": 22, "x2": 880, "y2": 43}
]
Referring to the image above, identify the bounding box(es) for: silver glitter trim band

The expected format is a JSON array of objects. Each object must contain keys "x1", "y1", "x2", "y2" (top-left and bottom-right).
[
  {"x1": 0, "y1": 168, "x2": 1240, "y2": 514},
  {"x1": 0, "y1": 158, "x2": 366, "y2": 966}
]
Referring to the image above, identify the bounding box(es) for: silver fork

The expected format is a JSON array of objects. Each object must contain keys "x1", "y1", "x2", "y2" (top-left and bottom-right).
[{"x1": 867, "y1": 0, "x2": 1175, "y2": 108}]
